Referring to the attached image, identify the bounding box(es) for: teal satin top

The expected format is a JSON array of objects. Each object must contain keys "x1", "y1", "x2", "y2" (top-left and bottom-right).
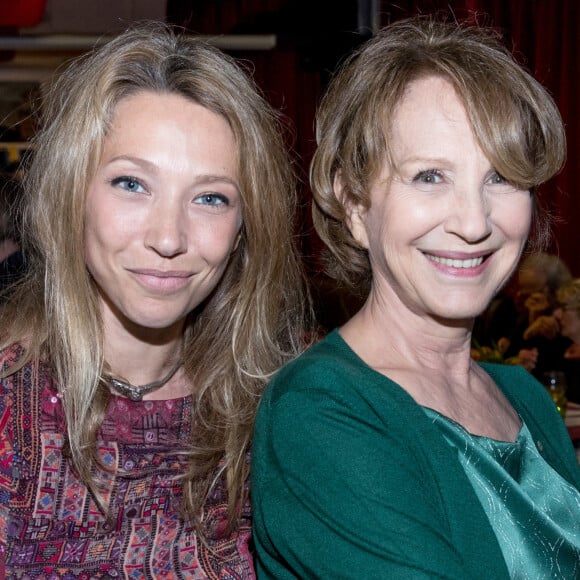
[{"x1": 424, "y1": 409, "x2": 580, "y2": 578}]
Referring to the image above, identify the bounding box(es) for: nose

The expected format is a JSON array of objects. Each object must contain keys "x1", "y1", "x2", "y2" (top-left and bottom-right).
[
  {"x1": 144, "y1": 200, "x2": 187, "y2": 257},
  {"x1": 444, "y1": 188, "x2": 492, "y2": 243}
]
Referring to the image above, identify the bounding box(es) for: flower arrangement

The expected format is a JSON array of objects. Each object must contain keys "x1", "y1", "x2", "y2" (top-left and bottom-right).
[{"x1": 470, "y1": 338, "x2": 521, "y2": 365}]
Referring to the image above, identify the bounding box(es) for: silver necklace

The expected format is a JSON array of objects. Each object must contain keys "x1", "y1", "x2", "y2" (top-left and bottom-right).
[{"x1": 103, "y1": 361, "x2": 182, "y2": 401}]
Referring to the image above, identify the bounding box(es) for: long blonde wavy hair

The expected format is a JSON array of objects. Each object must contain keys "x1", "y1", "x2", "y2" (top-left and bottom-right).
[{"x1": 1, "y1": 22, "x2": 307, "y2": 530}]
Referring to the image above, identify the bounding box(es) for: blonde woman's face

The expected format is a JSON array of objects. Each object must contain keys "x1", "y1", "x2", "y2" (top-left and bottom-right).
[{"x1": 84, "y1": 91, "x2": 242, "y2": 338}]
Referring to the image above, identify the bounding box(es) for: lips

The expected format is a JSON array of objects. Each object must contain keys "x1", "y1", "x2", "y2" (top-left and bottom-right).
[
  {"x1": 128, "y1": 268, "x2": 193, "y2": 292},
  {"x1": 130, "y1": 269, "x2": 191, "y2": 278}
]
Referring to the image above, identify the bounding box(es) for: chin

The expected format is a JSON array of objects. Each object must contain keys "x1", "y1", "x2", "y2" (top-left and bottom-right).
[
  {"x1": 122, "y1": 308, "x2": 188, "y2": 333},
  {"x1": 435, "y1": 314, "x2": 480, "y2": 327},
  {"x1": 429, "y1": 299, "x2": 489, "y2": 321}
]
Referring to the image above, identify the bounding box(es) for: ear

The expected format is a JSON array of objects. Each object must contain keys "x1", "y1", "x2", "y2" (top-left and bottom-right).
[{"x1": 334, "y1": 170, "x2": 369, "y2": 249}]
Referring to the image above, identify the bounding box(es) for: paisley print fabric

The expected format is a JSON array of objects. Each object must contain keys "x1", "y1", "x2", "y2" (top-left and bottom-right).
[{"x1": 0, "y1": 345, "x2": 255, "y2": 579}]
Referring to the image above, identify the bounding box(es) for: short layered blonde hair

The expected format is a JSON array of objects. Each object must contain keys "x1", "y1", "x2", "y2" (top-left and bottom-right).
[{"x1": 311, "y1": 16, "x2": 566, "y2": 291}]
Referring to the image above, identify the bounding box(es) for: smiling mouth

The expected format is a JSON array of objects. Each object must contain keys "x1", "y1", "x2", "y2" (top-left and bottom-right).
[
  {"x1": 128, "y1": 269, "x2": 194, "y2": 293},
  {"x1": 426, "y1": 255, "x2": 485, "y2": 268},
  {"x1": 131, "y1": 269, "x2": 191, "y2": 278}
]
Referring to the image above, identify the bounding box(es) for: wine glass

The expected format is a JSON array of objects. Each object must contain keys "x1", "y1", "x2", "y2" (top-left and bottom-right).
[{"x1": 542, "y1": 370, "x2": 568, "y2": 419}]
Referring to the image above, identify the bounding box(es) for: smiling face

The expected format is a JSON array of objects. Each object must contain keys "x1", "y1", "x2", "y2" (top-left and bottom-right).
[
  {"x1": 84, "y1": 91, "x2": 242, "y2": 340},
  {"x1": 346, "y1": 75, "x2": 533, "y2": 323}
]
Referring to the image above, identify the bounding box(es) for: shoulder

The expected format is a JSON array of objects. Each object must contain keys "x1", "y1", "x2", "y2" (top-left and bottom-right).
[
  {"x1": 480, "y1": 362, "x2": 551, "y2": 412},
  {"x1": 0, "y1": 343, "x2": 27, "y2": 397},
  {"x1": 480, "y1": 362, "x2": 560, "y2": 426},
  {"x1": 0, "y1": 345, "x2": 35, "y2": 502},
  {"x1": 0, "y1": 343, "x2": 55, "y2": 407},
  {"x1": 482, "y1": 362, "x2": 580, "y2": 484},
  {"x1": 255, "y1": 331, "x2": 431, "y2": 450},
  {"x1": 0, "y1": 342, "x2": 49, "y2": 406},
  {"x1": 0, "y1": 345, "x2": 63, "y2": 500},
  {"x1": 266, "y1": 330, "x2": 402, "y2": 405}
]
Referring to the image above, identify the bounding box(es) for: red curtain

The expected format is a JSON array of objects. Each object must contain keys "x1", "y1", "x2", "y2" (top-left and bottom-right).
[
  {"x1": 0, "y1": 0, "x2": 46, "y2": 27},
  {"x1": 168, "y1": 0, "x2": 580, "y2": 275},
  {"x1": 464, "y1": 0, "x2": 580, "y2": 276}
]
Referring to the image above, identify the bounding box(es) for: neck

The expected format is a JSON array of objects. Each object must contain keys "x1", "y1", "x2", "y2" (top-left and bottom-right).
[
  {"x1": 341, "y1": 292, "x2": 474, "y2": 377},
  {"x1": 98, "y1": 296, "x2": 190, "y2": 399},
  {"x1": 101, "y1": 299, "x2": 186, "y2": 381},
  {"x1": 102, "y1": 334, "x2": 187, "y2": 403},
  {"x1": 102, "y1": 339, "x2": 188, "y2": 401}
]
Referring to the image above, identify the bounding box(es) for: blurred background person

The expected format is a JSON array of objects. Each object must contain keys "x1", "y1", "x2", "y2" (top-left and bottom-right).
[
  {"x1": 554, "y1": 279, "x2": 580, "y2": 404},
  {"x1": 517, "y1": 252, "x2": 572, "y2": 339},
  {"x1": 474, "y1": 251, "x2": 573, "y2": 377},
  {"x1": 510, "y1": 253, "x2": 571, "y2": 378}
]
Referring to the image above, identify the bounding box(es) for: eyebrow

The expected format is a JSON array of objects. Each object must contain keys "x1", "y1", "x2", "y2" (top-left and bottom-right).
[{"x1": 398, "y1": 155, "x2": 454, "y2": 167}]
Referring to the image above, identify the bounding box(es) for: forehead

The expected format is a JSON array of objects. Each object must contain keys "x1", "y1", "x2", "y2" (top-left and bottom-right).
[
  {"x1": 102, "y1": 91, "x2": 239, "y2": 170},
  {"x1": 388, "y1": 75, "x2": 473, "y2": 157},
  {"x1": 108, "y1": 91, "x2": 232, "y2": 137}
]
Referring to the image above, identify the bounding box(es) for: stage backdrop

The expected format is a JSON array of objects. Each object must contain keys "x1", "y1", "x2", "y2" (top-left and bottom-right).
[{"x1": 168, "y1": 0, "x2": 580, "y2": 275}]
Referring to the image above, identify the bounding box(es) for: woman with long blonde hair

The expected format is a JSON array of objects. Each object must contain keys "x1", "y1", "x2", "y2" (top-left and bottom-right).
[{"x1": 0, "y1": 22, "x2": 306, "y2": 577}]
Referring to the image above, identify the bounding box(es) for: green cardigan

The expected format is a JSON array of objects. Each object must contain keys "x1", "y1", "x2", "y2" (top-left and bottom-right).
[{"x1": 252, "y1": 330, "x2": 580, "y2": 579}]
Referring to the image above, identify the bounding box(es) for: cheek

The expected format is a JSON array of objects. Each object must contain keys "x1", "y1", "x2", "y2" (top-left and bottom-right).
[
  {"x1": 499, "y1": 196, "x2": 533, "y2": 240},
  {"x1": 86, "y1": 199, "x2": 141, "y2": 243},
  {"x1": 193, "y1": 219, "x2": 241, "y2": 263},
  {"x1": 83, "y1": 209, "x2": 135, "y2": 275}
]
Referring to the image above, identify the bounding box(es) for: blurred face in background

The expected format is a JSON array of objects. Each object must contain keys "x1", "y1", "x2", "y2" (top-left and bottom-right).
[
  {"x1": 554, "y1": 301, "x2": 580, "y2": 343},
  {"x1": 516, "y1": 267, "x2": 548, "y2": 311}
]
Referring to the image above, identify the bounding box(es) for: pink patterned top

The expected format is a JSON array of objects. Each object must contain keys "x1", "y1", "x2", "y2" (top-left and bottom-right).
[{"x1": 0, "y1": 345, "x2": 255, "y2": 579}]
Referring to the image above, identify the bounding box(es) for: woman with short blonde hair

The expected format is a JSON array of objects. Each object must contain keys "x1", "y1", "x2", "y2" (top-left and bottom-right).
[{"x1": 253, "y1": 16, "x2": 580, "y2": 578}]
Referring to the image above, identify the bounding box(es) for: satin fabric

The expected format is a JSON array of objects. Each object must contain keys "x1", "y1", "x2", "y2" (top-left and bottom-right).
[{"x1": 425, "y1": 408, "x2": 580, "y2": 579}]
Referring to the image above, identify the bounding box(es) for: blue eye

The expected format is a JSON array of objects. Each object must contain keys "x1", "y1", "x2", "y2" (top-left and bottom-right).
[
  {"x1": 489, "y1": 171, "x2": 506, "y2": 185},
  {"x1": 488, "y1": 172, "x2": 507, "y2": 184},
  {"x1": 486, "y1": 171, "x2": 519, "y2": 193},
  {"x1": 413, "y1": 169, "x2": 443, "y2": 184},
  {"x1": 195, "y1": 193, "x2": 229, "y2": 206},
  {"x1": 111, "y1": 176, "x2": 145, "y2": 193}
]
